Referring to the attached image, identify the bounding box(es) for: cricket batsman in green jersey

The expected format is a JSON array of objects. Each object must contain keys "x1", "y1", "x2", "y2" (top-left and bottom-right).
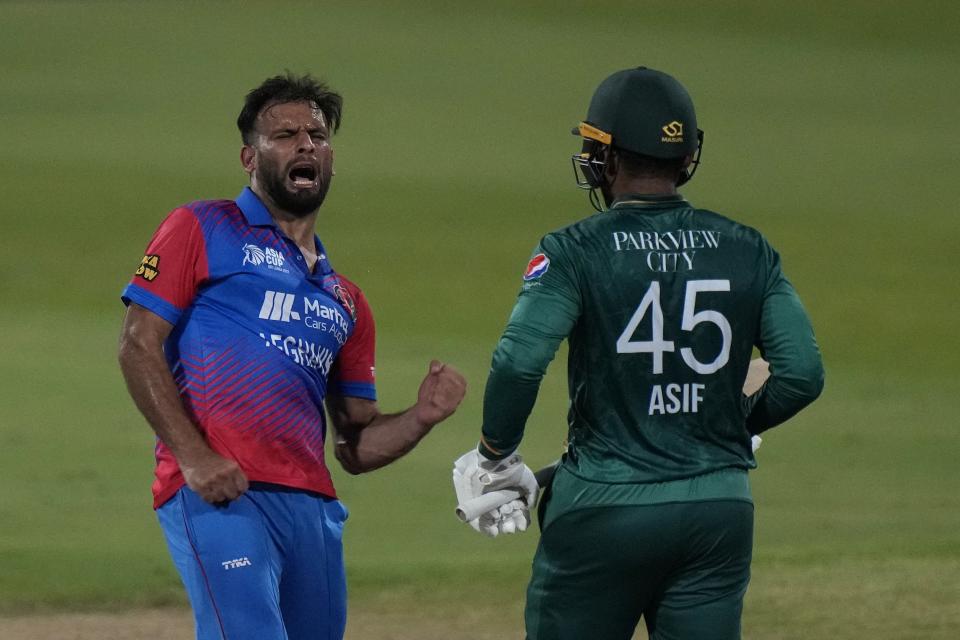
[{"x1": 452, "y1": 67, "x2": 824, "y2": 639}]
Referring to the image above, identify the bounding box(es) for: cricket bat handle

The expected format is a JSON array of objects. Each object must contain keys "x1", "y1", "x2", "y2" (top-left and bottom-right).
[
  {"x1": 455, "y1": 462, "x2": 558, "y2": 523},
  {"x1": 456, "y1": 488, "x2": 523, "y2": 522}
]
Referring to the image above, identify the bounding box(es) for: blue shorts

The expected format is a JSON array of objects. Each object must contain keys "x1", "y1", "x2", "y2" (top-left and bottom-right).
[{"x1": 157, "y1": 483, "x2": 349, "y2": 640}]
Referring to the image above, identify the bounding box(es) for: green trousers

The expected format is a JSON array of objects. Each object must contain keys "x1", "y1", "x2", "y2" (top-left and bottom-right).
[{"x1": 525, "y1": 497, "x2": 753, "y2": 640}]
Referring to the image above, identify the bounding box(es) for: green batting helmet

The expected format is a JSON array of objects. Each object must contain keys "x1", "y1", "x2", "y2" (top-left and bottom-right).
[{"x1": 572, "y1": 66, "x2": 703, "y2": 195}]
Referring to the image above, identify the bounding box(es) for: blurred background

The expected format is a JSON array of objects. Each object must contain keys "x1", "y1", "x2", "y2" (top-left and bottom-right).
[{"x1": 1, "y1": 1, "x2": 958, "y2": 638}]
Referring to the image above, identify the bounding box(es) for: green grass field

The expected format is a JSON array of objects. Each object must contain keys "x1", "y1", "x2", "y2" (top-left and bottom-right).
[{"x1": 1, "y1": 1, "x2": 958, "y2": 637}]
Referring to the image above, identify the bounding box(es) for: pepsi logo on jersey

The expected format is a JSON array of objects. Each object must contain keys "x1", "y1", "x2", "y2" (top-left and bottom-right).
[{"x1": 523, "y1": 253, "x2": 551, "y2": 281}]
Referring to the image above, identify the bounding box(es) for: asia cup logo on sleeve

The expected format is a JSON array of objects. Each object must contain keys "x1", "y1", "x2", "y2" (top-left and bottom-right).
[{"x1": 523, "y1": 253, "x2": 551, "y2": 281}]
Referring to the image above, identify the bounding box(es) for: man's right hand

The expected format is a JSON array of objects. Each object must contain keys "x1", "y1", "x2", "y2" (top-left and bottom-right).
[
  {"x1": 179, "y1": 449, "x2": 249, "y2": 504},
  {"x1": 414, "y1": 360, "x2": 468, "y2": 428},
  {"x1": 453, "y1": 448, "x2": 539, "y2": 537},
  {"x1": 119, "y1": 304, "x2": 249, "y2": 505}
]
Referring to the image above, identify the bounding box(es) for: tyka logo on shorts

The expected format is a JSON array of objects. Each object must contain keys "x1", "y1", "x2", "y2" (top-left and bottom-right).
[{"x1": 221, "y1": 557, "x2": 252, "y2": 570}]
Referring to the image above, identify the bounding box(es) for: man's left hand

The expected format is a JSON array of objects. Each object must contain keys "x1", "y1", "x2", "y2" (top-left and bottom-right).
[{"x1": 414, "y1": 360, "x2": 467, "y2": 427}]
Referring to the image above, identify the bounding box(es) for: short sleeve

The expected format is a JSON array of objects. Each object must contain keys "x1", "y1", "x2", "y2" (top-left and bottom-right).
[
  {"x1": 120, "y1": 207, "x2": 209, "y2": 326},
  {"x1": 328, "y1": 278, "x2": 377, "y2": 400}
]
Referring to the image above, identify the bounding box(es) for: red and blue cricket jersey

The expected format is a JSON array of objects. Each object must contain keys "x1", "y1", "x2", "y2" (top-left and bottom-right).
[{"x1": 122, "y1": 187, "x2": 376, "y2": 508}]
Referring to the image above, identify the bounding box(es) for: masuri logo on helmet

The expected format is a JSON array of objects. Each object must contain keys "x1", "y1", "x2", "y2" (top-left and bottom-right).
[
  {"x1": 579, "y1": 66, "x2": 699, "y2": 158},
  {"x1": 660, "y1": 120, "x2": 684, "y2": 142}
]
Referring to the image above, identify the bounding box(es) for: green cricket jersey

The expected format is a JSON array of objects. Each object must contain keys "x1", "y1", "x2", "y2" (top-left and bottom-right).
[{"x1": 480, "y1": 193, "x2": 824, "y2": 485}]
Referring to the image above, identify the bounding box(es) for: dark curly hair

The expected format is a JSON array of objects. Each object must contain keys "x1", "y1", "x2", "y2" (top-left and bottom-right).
[{"x1": 237, "y1": 72, "x2": 343, "y2": 144}]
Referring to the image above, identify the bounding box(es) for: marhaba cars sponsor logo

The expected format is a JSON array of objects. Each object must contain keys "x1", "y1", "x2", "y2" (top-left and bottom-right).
[
  {"x1": 259, "y1": 290, "x2": 350, "y2": 345},
  {"x1": 243, "y1": 244, "x2": 289, "y2": 273},
  {"x1": 259, "y1": 291, "x2": 301, "y2": 322}
]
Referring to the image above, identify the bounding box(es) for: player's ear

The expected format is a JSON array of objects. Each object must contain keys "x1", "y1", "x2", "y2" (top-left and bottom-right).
[
  {"x1": 604, "y1": 147, "x2": 619, "y2": 182},
  {"x1": 240, "y1": 145, "x2": 255, "y2": 175}
]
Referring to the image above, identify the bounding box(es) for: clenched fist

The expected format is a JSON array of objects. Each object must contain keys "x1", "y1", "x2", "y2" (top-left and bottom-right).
[
  {"x1": 180, "y1": 448, "x2": 249, "y2": 504},
  {"x1": 414, "y1": 360, "x2": 467, "y2": 428}
]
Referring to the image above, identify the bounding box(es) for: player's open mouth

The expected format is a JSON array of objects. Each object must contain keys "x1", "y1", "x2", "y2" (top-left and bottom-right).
[{"x1": 288, "y1": 164, "x2": 318, "y2": 189}]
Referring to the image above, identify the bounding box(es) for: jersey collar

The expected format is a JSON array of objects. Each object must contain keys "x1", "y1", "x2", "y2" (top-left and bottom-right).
[
  {"x1": 236, "y1": 187, "x2": 335, "y2": 277},
  {"x1": 610, "y1": 193, "x2": 688, "y2": 210},
  {"x1": 236, "y1": 187, "x2": 277, "y2": 227}
]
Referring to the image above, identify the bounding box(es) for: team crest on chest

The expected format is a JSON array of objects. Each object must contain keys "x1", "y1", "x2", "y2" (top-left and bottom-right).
[{"x1": 333, "y1": 283, "x2": 357, "y2": 321}]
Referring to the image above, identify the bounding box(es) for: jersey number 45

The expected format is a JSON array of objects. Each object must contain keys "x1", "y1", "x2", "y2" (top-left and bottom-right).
[{"x1": 616, "y1": 280, "x2": 732, "y2": 375}]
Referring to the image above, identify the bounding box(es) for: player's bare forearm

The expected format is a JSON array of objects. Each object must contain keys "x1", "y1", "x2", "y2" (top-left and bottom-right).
[
  {"x1": 118, "y1": 304, "x2": 248, "y2": 502},
  {"x1": 331, "y1": 401, "x2": 435, "y2": 474},
  {"x1": 118, "y1": 305, "x2": 208, "y2": 459},
  {"x1": 329, "y1": 360, "x2": 466, "y2": 474}
]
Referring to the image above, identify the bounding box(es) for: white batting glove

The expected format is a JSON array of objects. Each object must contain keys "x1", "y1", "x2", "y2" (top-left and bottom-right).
[
  {"x1": 495, "y1": 498, "x2": 531, "y2": 535},
  {"x1": 452, "y1": 449, "x2": 499, "y2": 536},
  {"x1": 751, "y1": 435, "x2": 762, "y2": 452},
  {"x1": 470, "y1": 499, "x2": 531, "y2": 538},
  {"x1": 453, "y1": 448, "x2": 539, "y2": 537}
]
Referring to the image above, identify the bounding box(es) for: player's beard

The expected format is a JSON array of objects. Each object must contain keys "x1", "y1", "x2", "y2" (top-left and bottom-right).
[{"x1": 258, "y1": 162, "x2": 331, "y2": 218}]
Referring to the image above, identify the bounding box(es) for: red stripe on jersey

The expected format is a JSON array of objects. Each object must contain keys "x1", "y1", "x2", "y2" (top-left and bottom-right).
[
  {"x1": 328, "y1": 276, "x2": 376, "y2": 392},
  {"x1": 129, "y1": 208, "x2": 209, "y2": 311}
]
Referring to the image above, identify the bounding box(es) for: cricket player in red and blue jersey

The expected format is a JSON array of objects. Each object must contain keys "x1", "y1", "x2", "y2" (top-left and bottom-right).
[{"x1": 118, "y1": 73, "x2": 466, "y2": 640}]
